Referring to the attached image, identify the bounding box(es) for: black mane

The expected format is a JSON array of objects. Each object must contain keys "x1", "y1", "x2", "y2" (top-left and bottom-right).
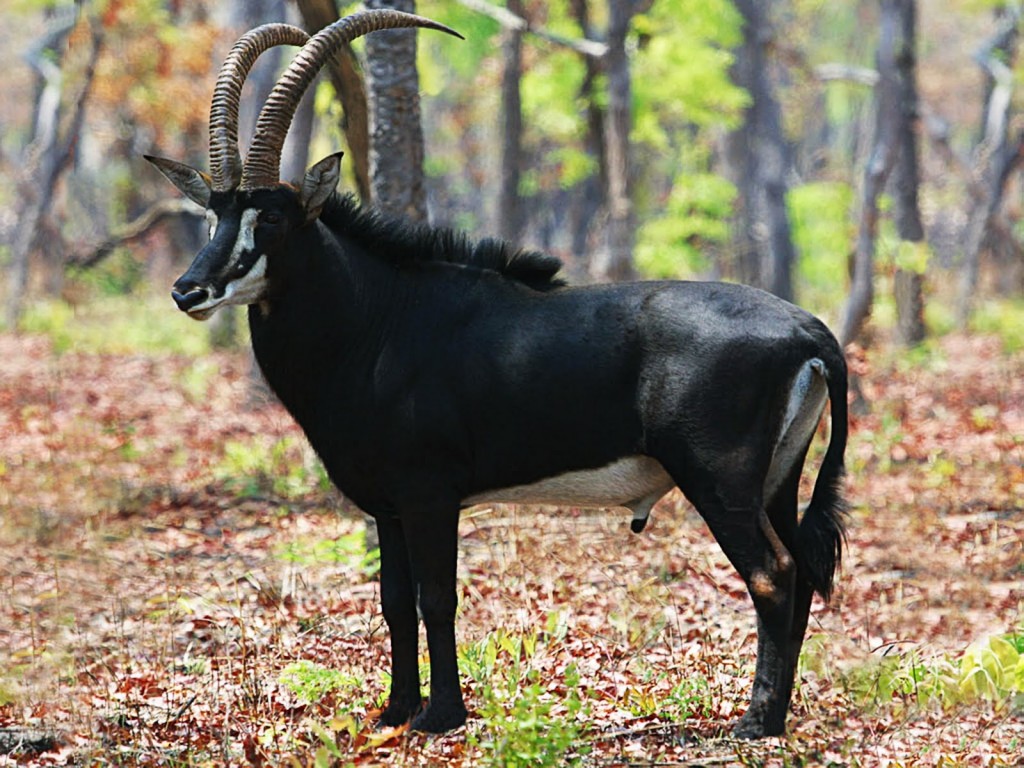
[{"x1": 318, "y1": 193, "x2": 566, "y2": 292}]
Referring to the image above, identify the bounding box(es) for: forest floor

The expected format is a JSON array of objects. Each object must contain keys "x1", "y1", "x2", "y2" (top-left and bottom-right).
[{"x1": 0, "y1": 327, "x2": 1022, "y2": 766}]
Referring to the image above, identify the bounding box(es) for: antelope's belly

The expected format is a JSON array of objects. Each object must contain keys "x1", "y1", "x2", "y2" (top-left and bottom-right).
[{"x1": 462, "y1": 456, "x2": 674, "y2": 511}]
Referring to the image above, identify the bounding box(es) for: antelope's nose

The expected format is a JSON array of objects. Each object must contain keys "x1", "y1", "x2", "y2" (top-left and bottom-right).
[{"x1": 171, "y1": 286, "x2": 210, "y2": 312}]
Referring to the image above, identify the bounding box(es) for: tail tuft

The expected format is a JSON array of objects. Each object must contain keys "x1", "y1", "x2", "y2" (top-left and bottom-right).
[{"x1": 799, "y1": 468, "x2": 847, "y2": 601}]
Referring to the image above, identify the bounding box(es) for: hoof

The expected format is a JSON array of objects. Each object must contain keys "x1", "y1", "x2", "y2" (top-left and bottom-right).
[
  {"x1": 410, "y1": 703, "x2": 468, "y2": 734},
  {"x1": 733, "y1": 710, "x2": 785, "y2": 740},
  {"x1": 378, "y1": 698, "x2": 423, "y2": 728}
]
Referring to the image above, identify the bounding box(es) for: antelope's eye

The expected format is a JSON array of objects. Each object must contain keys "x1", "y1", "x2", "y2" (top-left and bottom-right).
[{"x1": 260, "y1": 211, "x2": 282, "y2": 225}]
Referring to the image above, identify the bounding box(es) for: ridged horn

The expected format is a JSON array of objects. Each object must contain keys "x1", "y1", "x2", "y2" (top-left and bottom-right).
[
  {"x1": 209, "y1": 23, "x2": 311, "y2": 191},
  {"x1": 240, "y1": 9, "x2": 462, "y2": 190}
]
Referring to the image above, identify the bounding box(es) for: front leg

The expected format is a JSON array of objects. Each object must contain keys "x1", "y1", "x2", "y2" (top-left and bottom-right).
[
  {"x1": 401, "y1": 505, "x2": 468, "y2": 733},
  {"x1": 375, "y1": 515, "x2": 424, "y2": 726}
]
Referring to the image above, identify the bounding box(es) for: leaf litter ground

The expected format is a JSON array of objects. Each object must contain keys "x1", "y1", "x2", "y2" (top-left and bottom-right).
[{"x1": 0, "y1": 331, "x2": 1021, "y2": 766}]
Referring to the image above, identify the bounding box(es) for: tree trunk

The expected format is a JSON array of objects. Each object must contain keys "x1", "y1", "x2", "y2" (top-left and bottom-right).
[
  {"x1": 497, "y1": 0, "x2": 525, "y2": 242},
  {"x1": 295, "y1": 0, "x2": 372, "y2": 202},
  {"x1": 891, "y1": 0, "x2": 926, "y2": 347},
  {"x1": 281, "y1": 85, "x2": 315, "y2": 183},
  {"x1": 495, "y1": 0, "x2": 524, "y2": 241},
  {"x1": 724, "y1": 0, "x2": 796, "y2": 301},
  {"x1": 956, "y1": 4, "x2": 1022, "y2": 329},
  {"x1": 567, "y1": 0, "x2": 607, "y2": 276},
  {"x1": 840, "y1": 0, "x2": 902, "y2": 347},
  {"x1": 365, "y1": 0, "x2": 428, "y2": 220},
  {"x1": 589, "y1": 0, "x2": 638, "y2": 283},
  {"x1": 6, "y1": 20, "x2": 101, "y2": 331}
]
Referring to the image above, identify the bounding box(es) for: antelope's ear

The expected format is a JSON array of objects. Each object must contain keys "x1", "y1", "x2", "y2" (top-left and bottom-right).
[
  {"x1": 145, "y1": 155, "x2": 213, "y2": 208},
  {"x1": 299, "y1": 152, "x2": 343, "y2": 222}
]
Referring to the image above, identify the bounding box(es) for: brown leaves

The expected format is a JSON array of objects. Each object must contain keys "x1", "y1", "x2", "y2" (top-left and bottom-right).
[{"x1": 1, "y1": 330, "x2": 1022, "y2": 764}]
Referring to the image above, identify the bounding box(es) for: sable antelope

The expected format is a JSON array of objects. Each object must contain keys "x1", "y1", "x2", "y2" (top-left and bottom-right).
[{"x1": 147, "y1": 9, "x2": 847, "y2": 738}]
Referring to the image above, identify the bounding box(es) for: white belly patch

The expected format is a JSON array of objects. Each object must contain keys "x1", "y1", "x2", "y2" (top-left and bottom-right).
[{"x1": 462, "y1": 456, "x2": 675, "y2": 532}]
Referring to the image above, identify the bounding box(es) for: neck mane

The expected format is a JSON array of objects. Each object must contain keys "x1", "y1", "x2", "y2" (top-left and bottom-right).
[{"x1": 317, "y1": 193, "x2": 566, "y2": 292}]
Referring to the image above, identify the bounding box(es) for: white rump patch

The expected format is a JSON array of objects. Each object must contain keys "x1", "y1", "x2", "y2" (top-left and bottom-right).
[{"x1": 763, "y1": 358, "x2": 829, "y2": 502}]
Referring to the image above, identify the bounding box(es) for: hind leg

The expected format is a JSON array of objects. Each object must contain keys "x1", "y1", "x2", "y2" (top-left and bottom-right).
[
  {"x1": 673, "y1": 469, "x2": 798, "y2": 738},
  {"x1": 760, "y1": 464, "x2": 816, "y2": 729}
]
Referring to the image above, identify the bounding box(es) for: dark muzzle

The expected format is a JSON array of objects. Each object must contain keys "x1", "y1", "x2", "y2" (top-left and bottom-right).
[{"x1": 171, "y1": 285, "x2": 211, "y2": 313}]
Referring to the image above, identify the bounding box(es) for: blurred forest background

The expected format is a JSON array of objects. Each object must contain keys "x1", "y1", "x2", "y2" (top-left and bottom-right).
[{"x1": 2, "y1": 0, "x2": 1023, "y2": 348}]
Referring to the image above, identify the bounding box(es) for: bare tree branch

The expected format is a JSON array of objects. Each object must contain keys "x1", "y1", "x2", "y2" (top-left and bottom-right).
[
  {"x1": 68, "y1": 199, "x2": 203, "y2": 270},
  {"x1": 455, "y1": 0, "x2": 608, "y2": 59},
  {"x1": 813, "y1": 62, "x2": 879, "y2": 87}
]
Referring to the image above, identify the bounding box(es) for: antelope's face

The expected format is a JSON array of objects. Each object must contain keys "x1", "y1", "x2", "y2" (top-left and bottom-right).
[
  {"x1": 174, "y1": 189, "x2": 302, "y2": 319},
  {"x1": 146, "y1": 154, "x2": 341, "y2": 320}
]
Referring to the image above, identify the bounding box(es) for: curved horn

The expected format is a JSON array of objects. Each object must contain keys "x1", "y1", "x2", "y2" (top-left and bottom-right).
[
  {"x1": 209, "y1": 23, "x2": 311, "y2": 191},
  {"x1": 240, "y1": 9, "x2": 462, "y2": 190}
]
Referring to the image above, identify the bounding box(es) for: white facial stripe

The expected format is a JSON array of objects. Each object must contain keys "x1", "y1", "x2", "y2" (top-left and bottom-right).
[
  {"x1": 226, "y1": 208, "x2": 259, "y2": 272},
  {"x1": 206, "y1": 210, "x2": 219, "y2": 241},
  {"x1": 221, "y1": 254, "x2": 268, "y2": 304}
]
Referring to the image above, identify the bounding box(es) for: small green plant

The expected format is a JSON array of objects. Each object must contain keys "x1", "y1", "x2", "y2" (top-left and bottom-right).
[
  {"x1": 471, "y1": 665, "x2": 589, "y2": 768},
  {"x1": 664, "y1": 676, "x2": 714, "y2": 719},
  {"x1": 460, "y1": 629, "x2": 590, "y2": 767},
  {"x1": 840, "y1": 630, "x2": 1024, "y2": 713},
  {"x1": 958, "y1": 634, "x2": 1024, "y2": 704},
  {"x1": 842, "y1": 649, "x2": 958, "y2": 710},
  {"x1": 279, "y1": 660, "x2": 362, "y2": 706}
]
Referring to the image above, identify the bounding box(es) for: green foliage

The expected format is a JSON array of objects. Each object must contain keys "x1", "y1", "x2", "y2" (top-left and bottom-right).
[
  {"x1": 843, "y1": 650, "x2": 960, "y2": 709},
  {"x1": 839, "y1": 630, "x2": 1024, "y2": 713},
  {"x1": 788, "y1": 181, "x2": 855, "y2": 315},
  {"x1": 462, "y1": 629, "x2": 589, "y2": 767},
  {"x1": 636, "y1": 169, "x2": 736, "y2": 278},
  {"x1": 18, "y1": 294, "x2": 210, "y2": 356},
  {"x1": 472, "y1": 669, "x2": 587, "y2": 768},
  {"x1": 522, "y1": 49, "x2": 588, "y2": 144},
  {"x1": 626, "y1": 0, "x2": 747, "y2": 279},
  {"x1": 544, "y1": 146, "x2": 600, "y2": 191},
  {"x1": 970, "y1": 298, "x2": 1024, "y2": 353},
  {"x1": 633, "y1": 0, "x2": 747, "y2": 142},
  {"x1": 276, "y1": 529, "x2": 381, "y2": 579},
  {"x1": 418, "y1": 2, "x2": 501, "y2": 88},
  {"x1": 69, "y1": 249, "x2": 146, "y2": 297},
  {"x1": 622, "y1": 673, "x2": 714, "y2": 721},
  {"x1": 891, "y1": 240, "x2": 932, "y2": 275},
  {"x1": 214, "y1": 436, "x2": 331, "y2": 501},
  {"x1": 789, "y1": 182, "x2": 854, "y2": 280},
  {"x1": 279, "y1": 660, "x2": 363, "y2": 707},
  {"x1": 959, "y1": 635, "x2": 1024, "y2": 704}
]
